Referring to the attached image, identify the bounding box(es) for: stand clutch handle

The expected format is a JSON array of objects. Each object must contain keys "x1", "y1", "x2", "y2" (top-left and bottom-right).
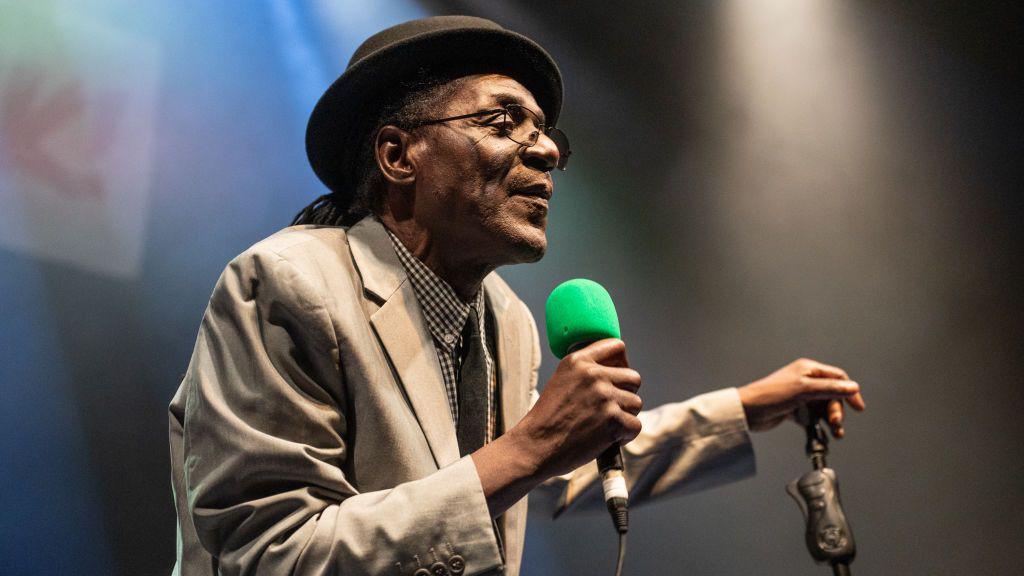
[{"x1": 787, "y1": 467, "x2": 856, "y2": 566}]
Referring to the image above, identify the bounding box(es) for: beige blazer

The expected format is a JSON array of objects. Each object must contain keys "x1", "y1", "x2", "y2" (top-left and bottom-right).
[{"x1": 169, "y1": 216, "x2": 755, "y2": 576}]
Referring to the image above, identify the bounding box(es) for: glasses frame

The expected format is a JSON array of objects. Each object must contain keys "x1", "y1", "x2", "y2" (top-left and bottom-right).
[{"x1": 411, "y1": 103, "x2": 571, "y2": 170}]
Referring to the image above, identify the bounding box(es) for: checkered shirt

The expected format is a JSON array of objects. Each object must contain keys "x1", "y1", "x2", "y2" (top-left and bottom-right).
[{"x1": 385, "y1": 228, "x2": 498, "y2": 442}]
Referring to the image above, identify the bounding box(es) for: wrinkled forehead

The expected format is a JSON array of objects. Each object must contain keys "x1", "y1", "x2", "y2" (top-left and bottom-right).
[{"x1": 444, "y1": 73, "x2": 546, "y2": 124}]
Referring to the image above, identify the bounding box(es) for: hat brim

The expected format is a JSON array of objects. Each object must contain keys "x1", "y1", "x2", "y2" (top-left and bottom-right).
[{"x1": 305, "y1": 26, "x2": 562, "y2": 197}]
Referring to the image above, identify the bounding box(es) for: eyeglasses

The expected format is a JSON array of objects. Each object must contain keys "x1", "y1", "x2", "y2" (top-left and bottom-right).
[{"x1": 411, "y1": 103, "x2": 571, "y2": 170}]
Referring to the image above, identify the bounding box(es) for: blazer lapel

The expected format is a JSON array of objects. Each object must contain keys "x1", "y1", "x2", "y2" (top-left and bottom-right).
[
  {"x1": 484, "y1": 274, "x2": 532, "y2": 570},
  {"x1": 348, "y1": 217, "x2": 460, "y2": 469},
  {"x1": 484, "y1": 275, "x2": 529, "y2": 435}
]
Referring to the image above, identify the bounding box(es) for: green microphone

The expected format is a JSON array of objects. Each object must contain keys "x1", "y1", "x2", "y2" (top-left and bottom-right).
[
  {"x1": 546, "y1": 279, "x2": 629, "y2": 536},
  {"x1": 546, "y1": 278, "x2": 621, "y2": 359}
]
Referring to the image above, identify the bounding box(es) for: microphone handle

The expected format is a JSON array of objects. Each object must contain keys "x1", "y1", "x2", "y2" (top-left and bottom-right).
[
  {"x1": 598, "y1": 443, "x2": 623, "y2": 473},
  {"x1": 565, "y1": 340, "x2": 629, "y2": 534}
]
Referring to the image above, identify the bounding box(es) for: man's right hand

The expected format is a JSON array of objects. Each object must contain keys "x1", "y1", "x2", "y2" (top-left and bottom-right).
[
  {"x1": 512, "y1": 338, "x2": 643, "y2": 478},
  {"x1": 471, "y1": 338, "x2": 642, "y2": 517}
]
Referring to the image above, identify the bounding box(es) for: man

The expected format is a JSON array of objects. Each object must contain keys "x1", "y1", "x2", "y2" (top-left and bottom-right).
[{"x1": 169, "y1": 16, "x2": 865, "y2": 576}]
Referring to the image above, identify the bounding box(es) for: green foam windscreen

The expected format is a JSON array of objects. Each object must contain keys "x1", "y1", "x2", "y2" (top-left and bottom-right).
[{"x1": 545, "y1": 278, "x2": 621, "y2": 359}]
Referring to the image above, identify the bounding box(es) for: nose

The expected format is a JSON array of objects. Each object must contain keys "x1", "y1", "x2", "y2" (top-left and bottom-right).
[{"x1": 520, "y1": 131, "x2": 560, "y2": 173}]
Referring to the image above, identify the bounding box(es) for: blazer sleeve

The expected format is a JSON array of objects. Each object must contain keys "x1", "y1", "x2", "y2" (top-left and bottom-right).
[
  {"x1": 518, "y1": 303, "x2": 757, "y2": 516},
  {"x1": 181, "y1": 247, "x2": 502, "y2": 576}
]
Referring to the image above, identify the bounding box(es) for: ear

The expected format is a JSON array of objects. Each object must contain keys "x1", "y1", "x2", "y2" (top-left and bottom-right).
[{"x1": 374, "y1": 125, "x2": 417, "y2": 187}]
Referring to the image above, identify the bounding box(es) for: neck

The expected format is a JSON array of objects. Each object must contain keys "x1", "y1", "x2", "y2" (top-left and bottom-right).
[{"x1": 379, "y1": 211, "x2": 494, "y2": 302}]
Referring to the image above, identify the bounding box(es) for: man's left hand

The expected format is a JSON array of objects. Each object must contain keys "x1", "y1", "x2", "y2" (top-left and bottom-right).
[{"x1": 737, "y1": 358, "x2": 866, "y2": 438}]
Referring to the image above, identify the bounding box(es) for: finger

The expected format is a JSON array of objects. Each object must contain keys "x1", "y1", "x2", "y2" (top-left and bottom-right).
[
  {"x1": 827, "y1": 400, "x2": 845, "y2": 438},
  {"x1": 827, "y1": 399, "x2": 843, "y2": 424},
  {"x1": 798, "y1": 378, "x2": 860, "y2": 401},
  {"x1": 578, "y1": 338, "x2": 628, "y2": 367},
  {"x1": 610, "y1": 388, "x2": 643, "y2": 415},
  {"x1": 802, "y1": 359, "x2": 850, "y2": 380},
  {"x1": 617, "y1": 412, "x2": 643, "y2": 443},
  {"x1": 846, "y1": 390, "x2": 867, "y2": 411},
  {"x1": 600, "y1": 366, "x2": 641, "y2": 393}
]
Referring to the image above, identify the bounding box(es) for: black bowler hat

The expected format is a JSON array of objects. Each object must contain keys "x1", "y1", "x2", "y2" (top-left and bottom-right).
[{"x1": 305, "y1": 15, "x2": 563, "y2": 199}]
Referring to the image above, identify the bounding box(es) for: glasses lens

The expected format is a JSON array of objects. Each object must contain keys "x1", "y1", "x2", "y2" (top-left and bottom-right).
[
  {"x1": 547, "y1": 128, "x2": 571, "y2": 170},
  {"x1": 504, "y1": 105, "x2": 571, "y2": 171},
  {"x1": 508, "y1": 106, "x2": 540, "y2": 145}
]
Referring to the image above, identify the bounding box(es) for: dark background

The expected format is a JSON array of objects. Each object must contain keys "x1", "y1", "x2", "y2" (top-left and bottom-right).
[{"x1": 1, "y1": 1, "x2": 1021, "y2": 574}]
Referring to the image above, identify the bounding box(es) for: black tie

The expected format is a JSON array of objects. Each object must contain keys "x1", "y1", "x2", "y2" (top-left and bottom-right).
[{"x1": 457, "y1": 306, "x2": 488, "y2": 456}]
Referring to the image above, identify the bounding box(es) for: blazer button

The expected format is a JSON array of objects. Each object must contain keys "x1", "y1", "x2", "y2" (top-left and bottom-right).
[
  {"x1": 429, "y1": 562, "x2": 450, "y2": 576},
  {"x1": 447, "y1": 554, "x2": 466, "y2": 574},
  {"x1": 413, "y1": 569, "x2": 431, "y2": 576}
]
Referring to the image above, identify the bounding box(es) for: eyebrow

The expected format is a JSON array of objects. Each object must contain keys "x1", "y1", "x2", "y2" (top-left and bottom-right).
[{"x1": 488, "y1": 91, "x2": 547, "y2": 125}]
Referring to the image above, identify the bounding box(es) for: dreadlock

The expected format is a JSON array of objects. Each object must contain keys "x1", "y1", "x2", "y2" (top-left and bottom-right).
[{"x1": 291, "y1": 71, "x2": 470, "y2": 227}]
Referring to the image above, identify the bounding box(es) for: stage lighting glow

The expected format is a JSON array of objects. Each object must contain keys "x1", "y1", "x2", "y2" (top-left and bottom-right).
[{"x1": 712, "y1": 0, "x2": 883, "y2": 276}]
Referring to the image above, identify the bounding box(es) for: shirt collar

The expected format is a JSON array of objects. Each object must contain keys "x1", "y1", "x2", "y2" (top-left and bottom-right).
[{"x1": 385, "y1": 227, "x2": 484, "y2": 352}]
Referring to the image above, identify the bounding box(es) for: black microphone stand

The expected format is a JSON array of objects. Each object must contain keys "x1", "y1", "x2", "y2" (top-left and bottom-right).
[{"x1": 787, "y1": 410, "x2": 857, "y2": 576}]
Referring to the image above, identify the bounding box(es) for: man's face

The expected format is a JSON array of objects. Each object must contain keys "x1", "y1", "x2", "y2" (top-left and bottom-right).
[{"x1": 409, "y1": 74, "x2": 561, "y2": 268}]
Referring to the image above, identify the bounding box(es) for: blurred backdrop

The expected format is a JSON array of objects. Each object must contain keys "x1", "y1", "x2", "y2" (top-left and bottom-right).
[{"x1": 1, "y1": 1, "x2": 1021, "y2": 574}]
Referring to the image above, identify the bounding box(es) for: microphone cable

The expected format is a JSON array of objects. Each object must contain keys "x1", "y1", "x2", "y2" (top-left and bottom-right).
[{"x1": 615, "y1": 532, "x2": 627, "y2": 576}]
